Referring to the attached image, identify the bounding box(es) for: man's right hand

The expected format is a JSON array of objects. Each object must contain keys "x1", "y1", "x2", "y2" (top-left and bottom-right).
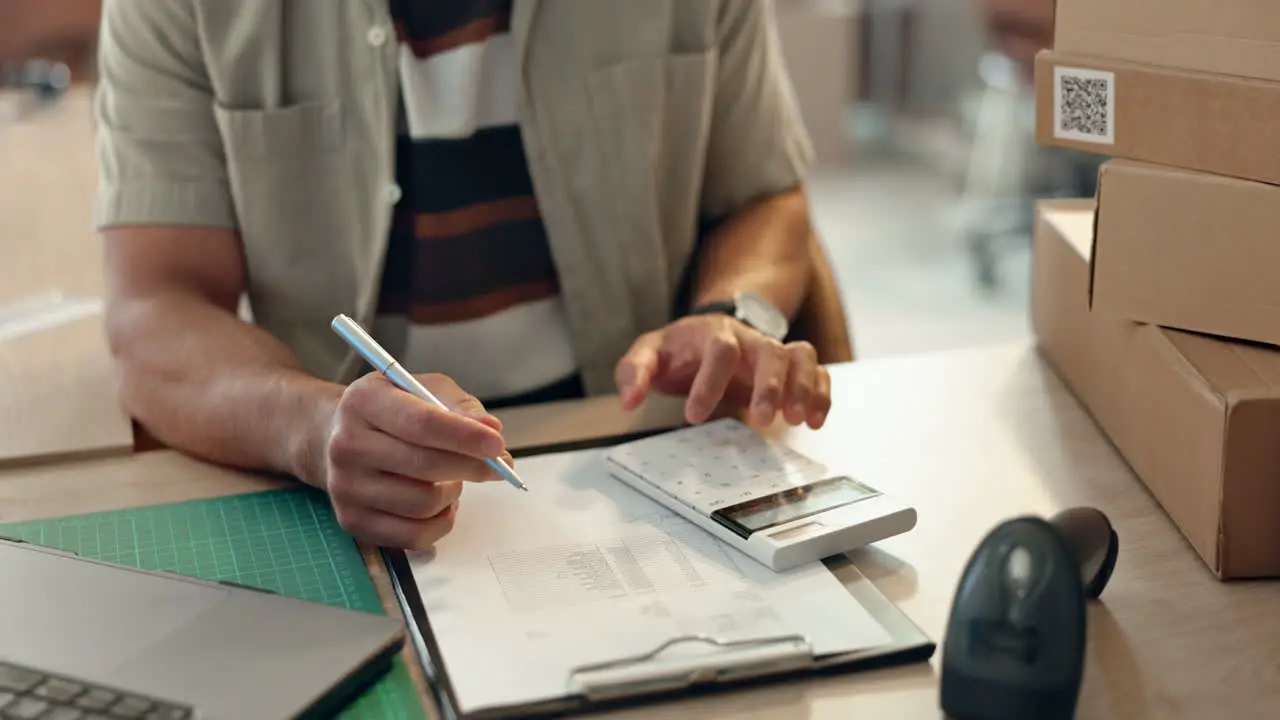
[
  {"x1": 323, "y1": 372, "x2": 512, "y2": 550},
  {"x1": 101, "y1": 223, "x2": 509, "y2": 552}
]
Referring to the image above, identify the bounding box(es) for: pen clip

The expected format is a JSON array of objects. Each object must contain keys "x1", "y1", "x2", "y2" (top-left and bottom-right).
[{"x1": 331, "y1": 314, "x2": 396, "y2": 373}]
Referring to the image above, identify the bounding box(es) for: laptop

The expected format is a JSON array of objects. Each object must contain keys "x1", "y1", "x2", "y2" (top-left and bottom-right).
[{"x1": 0, "y1": 537, "x2": 405, "y2": 720}]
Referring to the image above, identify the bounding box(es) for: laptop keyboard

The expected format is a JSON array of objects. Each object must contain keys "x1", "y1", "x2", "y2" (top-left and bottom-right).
[{"x1": 0, "y1": 661, "x2": 193, "y2": 720}]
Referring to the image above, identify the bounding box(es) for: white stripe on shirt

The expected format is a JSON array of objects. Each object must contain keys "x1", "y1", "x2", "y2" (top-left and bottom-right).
[
  {"x1": 398, "y1": 33, "x2": 519, "y2": 141},
  {"x1": 374, "y1": 296, "x2": 578, "y2": 400},
  {"x1": 378, "y1": 26, "x2": 578, "y2": 401}
]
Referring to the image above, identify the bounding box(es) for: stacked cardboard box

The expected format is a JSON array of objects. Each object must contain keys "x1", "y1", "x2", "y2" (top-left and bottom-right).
[{"x1": 1031, "y1": 0, "x2": 1280, "y2": 579}]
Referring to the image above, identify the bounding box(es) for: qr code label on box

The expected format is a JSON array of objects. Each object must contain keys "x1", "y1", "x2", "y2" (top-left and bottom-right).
[{"x1": 1053, "y1": 66, "x2": 1116, "y2": 145}]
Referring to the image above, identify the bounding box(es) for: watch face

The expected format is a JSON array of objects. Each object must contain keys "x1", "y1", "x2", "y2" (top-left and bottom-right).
[{"x1": 736, "y1": 291, "x2": 789, "y2": 340}]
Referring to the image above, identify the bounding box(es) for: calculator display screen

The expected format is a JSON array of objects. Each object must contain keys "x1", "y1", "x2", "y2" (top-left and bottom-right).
[{"x1": 710, "y1": 476, "x2": 881, "y2": 538}]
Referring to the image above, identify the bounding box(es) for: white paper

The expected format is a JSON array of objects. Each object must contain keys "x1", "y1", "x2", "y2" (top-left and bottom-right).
[
  {"x1": 410, "y1": 448, "x2": 894, "y2": 715},
  {"x1": 0, "y1": 291, "x2": 103, "y2": 344}
]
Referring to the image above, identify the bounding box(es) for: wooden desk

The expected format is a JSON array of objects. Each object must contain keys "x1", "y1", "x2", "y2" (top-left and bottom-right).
[
  {"x1": 0, "y1": 87, "x2": 135, "y2": 466},
  {"x1": 4, "y1": 341, "x2": 1277, "y2": 719}
]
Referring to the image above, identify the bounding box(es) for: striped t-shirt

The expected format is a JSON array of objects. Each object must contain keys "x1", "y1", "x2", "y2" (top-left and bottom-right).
[{"x1": 373, "y1": 0, "x2": 581, "y2": 407}]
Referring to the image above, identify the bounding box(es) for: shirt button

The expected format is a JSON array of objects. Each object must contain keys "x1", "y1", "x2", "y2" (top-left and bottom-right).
[
  {"x1": 366, "y1": 26, "x2": 389, "y2": 47},
  {"x1": 383, "y1": 183, "x2": 402, "y2": 205}
]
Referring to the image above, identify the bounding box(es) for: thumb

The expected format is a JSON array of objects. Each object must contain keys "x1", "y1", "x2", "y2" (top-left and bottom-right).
[{"x1": 615, "y1": 333, "x2": 661, "y2": 410}]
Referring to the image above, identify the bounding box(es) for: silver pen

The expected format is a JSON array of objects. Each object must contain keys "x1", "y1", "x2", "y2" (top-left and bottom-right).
[{"x1": 330, "y1": 314, "x2": 528, "y2": 491}]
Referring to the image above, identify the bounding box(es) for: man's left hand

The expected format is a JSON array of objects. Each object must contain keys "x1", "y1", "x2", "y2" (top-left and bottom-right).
[{"x1": 615, "y1": 314, "x2": 830, "y2": 429}]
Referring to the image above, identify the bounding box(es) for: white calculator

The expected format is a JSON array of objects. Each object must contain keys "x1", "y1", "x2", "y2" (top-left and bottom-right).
[{"x1": 604, "y1": 418, "x2": 917, "y2": 571}]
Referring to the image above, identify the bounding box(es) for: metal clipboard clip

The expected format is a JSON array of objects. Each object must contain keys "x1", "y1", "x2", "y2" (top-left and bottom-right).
[{"x1": 566, "y1": 633, "x2": 815, "y2": 702}]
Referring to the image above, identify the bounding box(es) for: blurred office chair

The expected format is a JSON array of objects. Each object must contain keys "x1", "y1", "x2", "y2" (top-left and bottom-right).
[
  {"x1": 0, "y1": 1, "x2": 99, "y2": 120},
  {"x1": 792, "y1": 233, "x2": 855, "y2": 364},
  {"x1": 1, "y1": 59, "x2": 72, "y2": 111},
  {"x1": 956, "y1": 50, "x2": 1036, "y2": 290},
  {"x1": 0, "y1": 0, "x2": 101, "y2": 78},
  {"x1": 975, "y1": 0, "x2": 1054, "y2": 79},
  {"x1": 961, "y1": 0, "x2": 1107, "y2": 291}
]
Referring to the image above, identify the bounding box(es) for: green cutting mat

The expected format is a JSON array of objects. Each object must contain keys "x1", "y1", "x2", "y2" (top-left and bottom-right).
[{"x1": 0, "y1": 488, "x2": 427, "y2": 720}]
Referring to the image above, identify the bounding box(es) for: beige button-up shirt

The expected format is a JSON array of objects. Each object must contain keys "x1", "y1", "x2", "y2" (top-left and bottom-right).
[{"x1": 93, "y1": 0, "x2": 814, "y2": 395}]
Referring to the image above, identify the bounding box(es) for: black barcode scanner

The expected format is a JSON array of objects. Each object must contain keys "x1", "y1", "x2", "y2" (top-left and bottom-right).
[{"x1": 939, "y1": 507, "x2": 1119, "y2": 720}]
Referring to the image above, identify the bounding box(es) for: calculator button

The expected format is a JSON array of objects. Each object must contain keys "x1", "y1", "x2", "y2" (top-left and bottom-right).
[
  {"x1": 34, "y1": 678, "x2": 85, "y2": 703},
  {"x1": 74, "y1": 690, "x2": 116, "y2": 712},
  {"x1": 0, "y1": 666, "x2": 41, "y2": 694},
  {"x1": 108, "y1": 696, "x2": 152, "y2": 718},
  {"x1": 4, "y1": 697, "x2": 51, "y2": 719}
]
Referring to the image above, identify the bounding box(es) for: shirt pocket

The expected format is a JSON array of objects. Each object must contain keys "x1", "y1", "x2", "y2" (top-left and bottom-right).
[
  {"x1": 587, "y1": 50, "x2": 715, "y2": 195},
  {"x1": 212, "y1": 100, "x2": 344, "y2": 161},
  {"x1": 211, "y1": 100, "x2": 361, "y2": 331},
  {"x1": 586, "y1": 51, "x2": 716, "y2": 323}
]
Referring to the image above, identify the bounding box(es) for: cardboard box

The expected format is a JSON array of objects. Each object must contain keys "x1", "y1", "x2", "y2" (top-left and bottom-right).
[
  {"x1": 1092, "y1": 159, "x2": 1280, "y2": 348},
  {"x1": 1055, "y1": 0, "x2": 1280, "y2": 83},
  {"x1": 1032, "y1": 199, "x2": 1280, "y2": 579},
  {"x1": 1034, "y1": 50, "x2": 1280, "y2": 187}
]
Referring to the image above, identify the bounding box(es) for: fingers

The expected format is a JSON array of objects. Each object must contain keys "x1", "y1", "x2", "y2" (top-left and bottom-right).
[
  {"x1": 686, "y1": 331, "x2": 741, "y2": 424},
  {"x1": 328, "y1": 419, "x2": 503, "y2": 484},
  {"x1": 749, "y1": 341, "x2": 827, "y2": 429},
  {"x1": 334, "y1": 499, "x2": 461, "y2": 550},
  {"x1": 614, "y1": 318, "x2": 833, "y2": 429},
  {"x1": 747, "y1": 338, "x2": 788, "y2": 427},
  {"x1": 326, "y1": 371, "x2": 503, "y2": 551},
  {"x1": 416, "y1": 373, "x2": 503, "y2": 431},
  {"x1": 329, "y1": 466, "x2": 464, "y2": 521},
  {"x1": 341, "y1": 373, "x2": 505, "y2": 459},
  {"x1": 808, "y1": 365, "x2": 832, "y2": 429},
  {"x1": 781, "y1": 342, "x2": 818, "y2": 426},
  {"x1": 615, "y1": 333, "x2": 662, "y2": 410}
]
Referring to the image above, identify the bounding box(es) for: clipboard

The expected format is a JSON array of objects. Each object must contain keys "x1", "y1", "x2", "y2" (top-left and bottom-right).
[{"x1": 382, "y1": 434, "x2": 937, "y2": 720}]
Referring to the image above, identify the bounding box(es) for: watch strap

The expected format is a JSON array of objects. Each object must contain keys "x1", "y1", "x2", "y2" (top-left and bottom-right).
[
  {"x1": 687, "y1": 300, "x2": 737, "y2": 318},
  {"x1": 688, "y1": 294, "x2": 788, "y2": 340}
]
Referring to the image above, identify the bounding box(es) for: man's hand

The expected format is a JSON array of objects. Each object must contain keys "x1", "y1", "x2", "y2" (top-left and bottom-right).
[
  {"x1": 615, "y1": 315, "x2": 831, "y2": 429},
  {"x1": 323, "y1": 372, "x2": 514, "y2": 550}
]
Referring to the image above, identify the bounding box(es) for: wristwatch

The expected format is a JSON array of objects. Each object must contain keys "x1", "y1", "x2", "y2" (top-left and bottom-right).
[{"x1": 689, "y1": 290, "x2": 789, "y2": 341}]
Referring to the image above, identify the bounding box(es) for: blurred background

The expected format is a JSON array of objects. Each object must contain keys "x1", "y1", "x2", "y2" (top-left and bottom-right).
[{"x1": 0, "y1": 0, "x2": 1101, "y2": 360}]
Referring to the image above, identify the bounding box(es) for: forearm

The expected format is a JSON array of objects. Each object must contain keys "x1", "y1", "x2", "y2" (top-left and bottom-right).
[
  {"x1": 106, "y1": 291, "x2": 341, "y2": 489},
  {"x1": 692, "y1": 187, "x2": 812, "y2": 319}
]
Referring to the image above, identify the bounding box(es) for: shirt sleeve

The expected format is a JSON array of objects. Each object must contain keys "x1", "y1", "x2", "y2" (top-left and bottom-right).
[
  {"x1": 699, "y1": 0, "x2": 816, "y2": 221},
  {"x1": 93, "y1": 0, "x2": 237, "y2": 230}
]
